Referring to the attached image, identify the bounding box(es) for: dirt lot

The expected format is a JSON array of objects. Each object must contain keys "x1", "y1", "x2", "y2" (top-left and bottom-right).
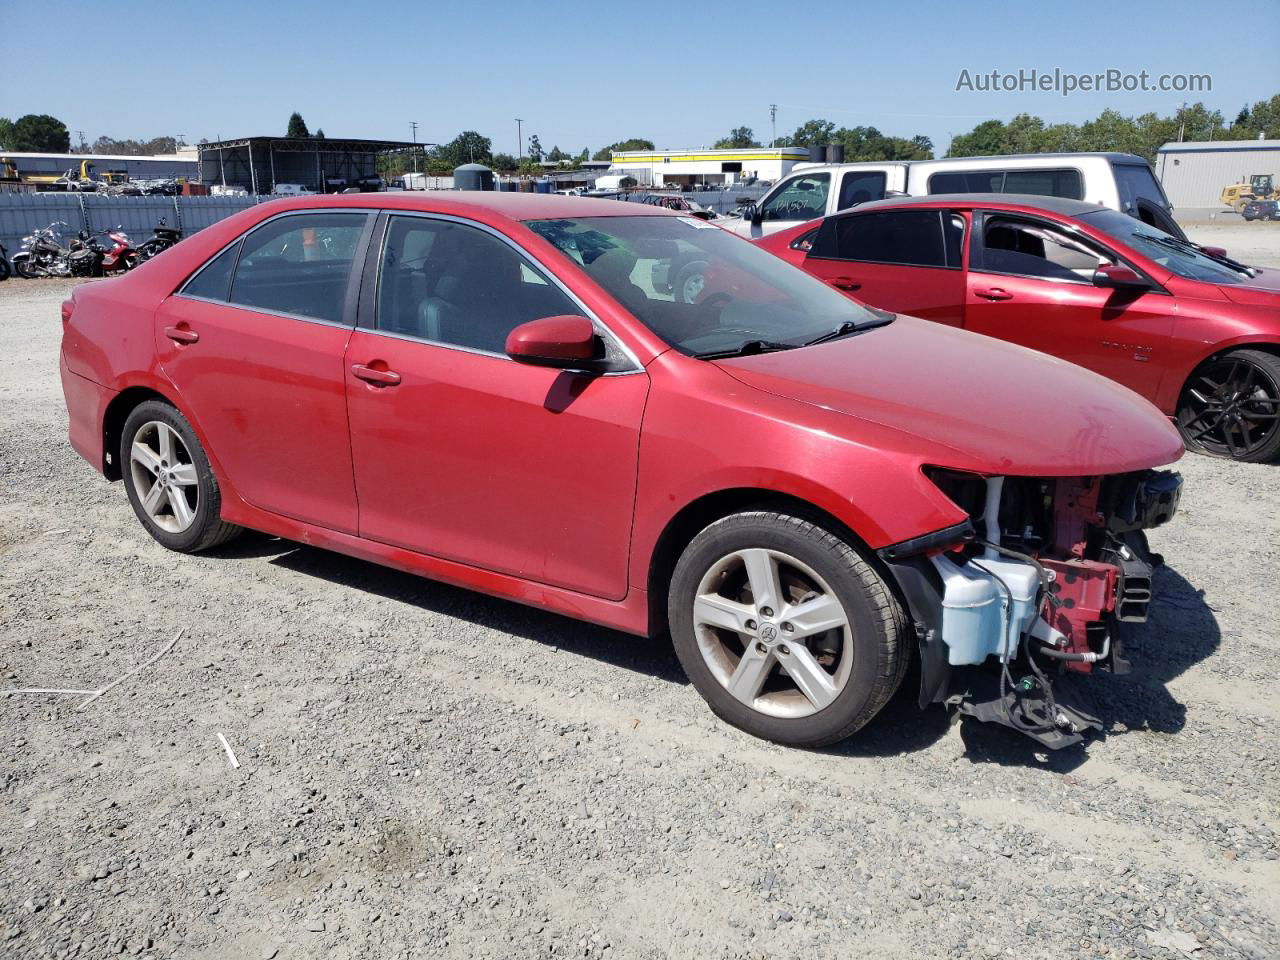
[{"x1": 1, "y1": 277, "x2": 1278, "y2": 960}]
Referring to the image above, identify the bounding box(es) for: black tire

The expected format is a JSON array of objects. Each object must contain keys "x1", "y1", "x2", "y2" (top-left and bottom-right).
[
  {"x1": 0, "y1": 256, "x2": 9, "y2": 281},
  {"x1": 1176, "y1": 349, "x2": 1280, "y2": 463},
  {"x1": 119, "y1": 400, "x2": 242, "y2": 552},
  {"x1": 667, "y1": 511, "x2": 909, "y2": 748},
  {"x1": 13, "y1": 255, "x2": 36, "y2": 279}
]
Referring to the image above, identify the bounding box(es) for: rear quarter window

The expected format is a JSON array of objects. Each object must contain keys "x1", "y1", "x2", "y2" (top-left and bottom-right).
[
  {"x1": 811, "y1": 210, "x2": 951, "y2": 268},
  {"x1": 928, "y1": 168, "x2": 1083, "y2": 200}
]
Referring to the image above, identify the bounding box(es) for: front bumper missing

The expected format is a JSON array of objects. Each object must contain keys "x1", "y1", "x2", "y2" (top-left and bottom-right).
[{"x1": 877, "y1": 469, "x2": 1181, "y2": 749}]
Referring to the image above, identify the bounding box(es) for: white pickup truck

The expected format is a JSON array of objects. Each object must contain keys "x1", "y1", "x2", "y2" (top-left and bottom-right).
[{"x1": 724, "y1": 152, "x2": 1183, "y2": 239}]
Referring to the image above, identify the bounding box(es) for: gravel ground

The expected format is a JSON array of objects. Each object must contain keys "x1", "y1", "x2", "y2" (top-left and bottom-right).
[
  {"x1": 1181, "y1": 222, "x2": 1280, "y2": 269},
  {"x1": 1, "y1": 277, "x2": 1278, "y2": 960}
]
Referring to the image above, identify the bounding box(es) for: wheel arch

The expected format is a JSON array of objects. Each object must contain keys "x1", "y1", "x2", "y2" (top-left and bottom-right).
[
  {"x1": 1163, "y1": 338, "x2": 1280, "y2": 414},
  {"x1": 644, "y1": 487, "x2": 899, "y2": 639},
  {"x1": 101, "y1": 384, "x2": 185, "y2": 481}
]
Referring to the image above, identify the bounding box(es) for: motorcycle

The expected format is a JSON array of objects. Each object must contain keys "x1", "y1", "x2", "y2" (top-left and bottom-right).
[
  {"x1": 135, "y1": 217, "x2": 183, "y2": 262},
  {"x1": 88, "y1": 226, "x2": 138, "y2": 274},
  {"x1": 13, "y1": 222, "x2": 73, "y2": 278}
]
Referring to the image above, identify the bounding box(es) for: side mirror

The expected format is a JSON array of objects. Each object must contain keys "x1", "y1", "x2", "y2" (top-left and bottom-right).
[
  {"x1": 1093, "y1": 263, "x2": 1148, "y2": 290},
  {"x1": 1199, "y1": 245, "x2": 1228, "y2": 259},
  {"x1": 505, "y1": 315, "x2": 601, "y2": 371},
  {"x1": 740, "y1": 203, "x2": 761, "y2": 225}
]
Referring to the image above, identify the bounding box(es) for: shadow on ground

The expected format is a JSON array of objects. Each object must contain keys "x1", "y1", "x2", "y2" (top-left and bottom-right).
[
  {"x1": 207, "y1": 537, "x2": 1219, "y2": 764},
  {"x1": 213, "y1": 533, "x2": 688, "y2": 686}
]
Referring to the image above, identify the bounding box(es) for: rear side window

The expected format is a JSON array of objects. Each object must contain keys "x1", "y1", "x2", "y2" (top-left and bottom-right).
[
  {"x1": 228, "y1": 213, "x2": 368, "y2": 324},
  {"x1": 811, "y1": 210, "x2": 952, "y2": 268},
  {"x1": 928, "y1": 168, "x2": 1083, "y2": 200},
  {"x1": 837, "y1": 171, "x2": 887, "y2": 209},
  {"x1": 180, "y1": 242, "x2": 240, "y2": 301}
]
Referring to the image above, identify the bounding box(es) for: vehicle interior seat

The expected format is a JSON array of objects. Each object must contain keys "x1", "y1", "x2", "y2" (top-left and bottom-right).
[{"x1": 585, "y1": 248, "x2": 649, "y2": 313}]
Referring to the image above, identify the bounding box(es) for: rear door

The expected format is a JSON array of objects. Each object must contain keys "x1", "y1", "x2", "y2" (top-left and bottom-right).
[
  {"x1": 156, "y1": 211, "x2": 372, "y2": 533},
  {"x1": 963, "y1": 210, "x2": 1173, "y2": 398},
  {"x1": 342, "y1": 213, "x2": 649, "y2": 600},
  {"x1": 801, "y1": 208, "x2": 967, "y2": 325}
]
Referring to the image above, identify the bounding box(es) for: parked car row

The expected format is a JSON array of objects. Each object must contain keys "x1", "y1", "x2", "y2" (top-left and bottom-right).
[
  {"x1": 751, "y1": 194, "x2": 1280, "y2": 463},
  {"x1": 725, "y1": 151, "x2": 1186, "y2": 240},
  {"x1": 61, "y1": 191, "x2": 1191, "y2": 753}
]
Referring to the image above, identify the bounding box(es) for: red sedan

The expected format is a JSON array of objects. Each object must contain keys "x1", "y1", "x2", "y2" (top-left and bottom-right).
[
  {"x1": 754, "y1": 194, "x2": 1280, "y2": 462},
  {"x1": 61, "y1": 192, "x2": 1183, "y2": 749}
]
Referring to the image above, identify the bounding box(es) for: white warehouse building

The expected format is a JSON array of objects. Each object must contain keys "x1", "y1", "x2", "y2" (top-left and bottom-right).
[
  {"x1": 608, "y1": 147, "x2": 809, "y2": 187},
  {"x1": 1155, "y1": 139, "x2": 1280, "y2": 209}
]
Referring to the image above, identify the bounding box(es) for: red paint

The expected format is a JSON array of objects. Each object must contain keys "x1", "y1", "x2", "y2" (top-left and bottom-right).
[
  {"x1": 60, "y1": 192, "x2": 1183, "y2": 638},
  {"x1": 756, "y1": 197, "x2": 1280, "y2": 416}
]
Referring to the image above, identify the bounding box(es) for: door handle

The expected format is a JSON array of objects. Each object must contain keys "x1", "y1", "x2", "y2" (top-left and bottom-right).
[
  {"x1": 164, "y1": 325, "x2": 199, "y2": 344},
  {"x1": 351, "y1": 363, "x2": 401, "y2": 387},
  {"x1": 974, "y1": 287, "x2": 1013, "y2": 301},
  {"x1": 828, "y1": 276, "x2": 861, "y2": 291}
]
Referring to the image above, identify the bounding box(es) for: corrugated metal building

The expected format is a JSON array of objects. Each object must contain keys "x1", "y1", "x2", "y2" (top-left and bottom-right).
[
  {"x1": 199, "y1": 137, "x2": 422, "y2": 195},
  {"x1": 1155, "y1": 139, "x2": 1280, "y2": 209},
  {"x1": 609, "y1": 147, "x2": 809, "y2": 187}
]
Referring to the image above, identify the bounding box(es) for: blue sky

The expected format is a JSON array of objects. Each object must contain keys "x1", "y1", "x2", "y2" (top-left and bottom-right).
[{"x1": 5, "y1": 0, "x2": 1276, "y2": 156}]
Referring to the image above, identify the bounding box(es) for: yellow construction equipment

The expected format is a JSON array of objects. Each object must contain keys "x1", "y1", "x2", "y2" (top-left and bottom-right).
[{"x1": 1221, "y1": 173, "x2": 1277, "y2": 213}]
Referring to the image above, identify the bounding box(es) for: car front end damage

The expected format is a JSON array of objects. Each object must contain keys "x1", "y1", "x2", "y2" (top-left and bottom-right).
[{"x1": 878, "y1": 467, "x2": 1182, "y2": 748}]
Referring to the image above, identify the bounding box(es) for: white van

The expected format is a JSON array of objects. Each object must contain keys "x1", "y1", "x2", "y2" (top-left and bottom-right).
[
  {"x1": 271, "y1": 183, "x2": 316, "y2": 197},
  {"x1": 724, "y1": 152, "x2": 1183, "y2": 239}
]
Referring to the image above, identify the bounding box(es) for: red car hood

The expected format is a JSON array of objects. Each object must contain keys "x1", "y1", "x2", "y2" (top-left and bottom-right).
[
  {"x1": 1220, "y1": 271, "x2": 1280, "y2": 306},
  {"x1": 716, "y1": 315, "x2": 1183, "y2": 476}
]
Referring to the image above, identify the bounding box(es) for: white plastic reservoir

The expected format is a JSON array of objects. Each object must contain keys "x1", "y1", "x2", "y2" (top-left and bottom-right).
[{"x1": 929, "y1": 554, "x2": 1040, "y2": 664}]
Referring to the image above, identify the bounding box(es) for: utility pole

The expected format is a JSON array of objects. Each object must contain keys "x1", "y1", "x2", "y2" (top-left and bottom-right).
[
  {"x1": 516, "y1": 118, "x2": 524, "y2": 165},
  {"x1": 410, "y1": 121, "x2": 419, "y2": 174},
  {"x1": 172, "y1": 134, "x2": 186, "y2": 153},
  {"x1": 769, "y1": 104, "x2": 777, "y2": 147}
]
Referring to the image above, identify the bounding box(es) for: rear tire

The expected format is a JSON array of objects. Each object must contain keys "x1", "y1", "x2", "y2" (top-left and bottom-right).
[
  {"x1": 13, "y1": 255, "x2": 36, "y2": 279},
  {"x1": 120, "y1": 400, "x2": 242, "y2": 552},
  {"x1": 1176, "y1": 349, "x2": 1280, "y2": 462},
  {"x1": 668, "y1": 511, "x2": 908, "y2": 747}
]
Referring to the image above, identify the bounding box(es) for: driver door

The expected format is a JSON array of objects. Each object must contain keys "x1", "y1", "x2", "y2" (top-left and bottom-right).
[
  {"x1": 963, "y1": 211, "x2": 1173, "y2": 398},
  {"x1": 752, "y1": 172, "x2": 832, "y2": 236}
]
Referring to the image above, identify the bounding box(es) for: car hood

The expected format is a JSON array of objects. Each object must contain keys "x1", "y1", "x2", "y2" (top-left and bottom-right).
[
  {"x1": 1220, "y1": 271, "x2": 1280, "y2": 306},
  {"x1": 715, "y1": 315, "x2": 1183, "y2": 476}
]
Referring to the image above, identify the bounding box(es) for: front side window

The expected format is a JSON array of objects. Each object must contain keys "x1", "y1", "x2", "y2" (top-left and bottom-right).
[
  {"x1": 811, "y1": 210, "x2": 955, "y2": 268},
  {"x1": 759, "y1": 173, "x2": 830, "y2": 222},
  {"x1": 529, "y1": 215, "x2": 885, "y2": 358},
  {"x1": 976, "y1": 216, "x2": 1110, "y2": 283},
  {"x1": 377, "y1": 215, "x2": 582, "y2": 353},
  {"x1": 228, "y1": 213, "x2": 368, "y2": 323}
]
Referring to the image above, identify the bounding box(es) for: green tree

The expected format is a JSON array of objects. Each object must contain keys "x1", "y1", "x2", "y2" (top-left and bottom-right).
[
  {"x1": 11, "y1": 114, "x2": 71, "y2": 152},
  {"x1": 527, "y1": 134, "x2": 543, "y2": 162},
  {"x1": 784, "y1": 119, "x2": 837, "y2": 147},
  {"x1": 437, "y1": 130, "x2": 493, "y2": 169},
  {"x1": 314, "y1": 128, "x2": 326, "y2": 139},
  {"x1": 547, "y1": 145, "x2": 565, "y2": 162},
  {"x1": 0, "y1": 117, "x2": 13, "y2": 150},
  {"x1": 947, "y1": 119, "x2": 1006, "y2": 157},
  {"x1": 286, "y1": 112, "x2": 310, "y2": 138},
  {"x1": 592, "y1": 138, "x2": 655, "y2": 161},
  {"x1": 714, "y1": 126, "x2": 761, "y2": 149},
  {"x1": 491, "y1": 152, "x2": 518, "y2": 171},
  {"x1": 578, "y1": 147, "x2": 590, "y2": 162}
]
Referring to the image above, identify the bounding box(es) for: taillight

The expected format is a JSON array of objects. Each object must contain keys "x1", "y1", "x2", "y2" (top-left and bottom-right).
[{"x1": 61, "y1": 298, "x2": 75, "y2": 323}]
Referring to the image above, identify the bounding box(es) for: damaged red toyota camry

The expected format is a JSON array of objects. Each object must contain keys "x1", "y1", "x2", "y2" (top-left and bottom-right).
[{"x1": 59, "y1": 193, "x2": 1184, "y2": 749}]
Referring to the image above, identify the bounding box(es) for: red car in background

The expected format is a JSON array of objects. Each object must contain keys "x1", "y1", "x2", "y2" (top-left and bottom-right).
[
  {"x1": 756, "y1": 195, "x2": 1280, "y2": 462},
  {"x1": 61, "y1": 192, "x2": 1184, "y2": 750}
]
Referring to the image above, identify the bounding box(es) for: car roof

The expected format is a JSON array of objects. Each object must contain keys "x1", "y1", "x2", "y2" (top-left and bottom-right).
[
  {"x1": 847, "y1": 193, "x2": 1105, "y2": 218},
  {"x1": 247, "y1": 190, "x2": 676, "y2": 223}
]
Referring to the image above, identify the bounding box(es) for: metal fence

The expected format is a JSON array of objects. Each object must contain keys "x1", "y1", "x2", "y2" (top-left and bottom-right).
[
  {"x1": 0, "y1": 193, "x2": 261, "y2": 261},
  {"x1": 0, "y1": 185, "x2": 773, "y2": 263}
]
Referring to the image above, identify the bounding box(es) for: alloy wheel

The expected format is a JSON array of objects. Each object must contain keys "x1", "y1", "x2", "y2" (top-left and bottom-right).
[
  {"x1": 129, "y1": 421, "x2": 199, "y2": 534},
  {"x1": 692, "y1": 548, "x2": 853, "y2": 719},
  {"x1": 1179, "y1": 356, "x2": 1280, "y2": 459}
]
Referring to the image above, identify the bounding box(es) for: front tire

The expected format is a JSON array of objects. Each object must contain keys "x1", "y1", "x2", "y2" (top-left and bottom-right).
[
  {"x1": 120, "y1": 400, "x2": 242, "y2": 551},
  {"x1": 1176, "y1": 349, "x2": 1280, "y2": 462},
  {"x1": 668, "y1": 511, "x2": 908, "y2": 747}
]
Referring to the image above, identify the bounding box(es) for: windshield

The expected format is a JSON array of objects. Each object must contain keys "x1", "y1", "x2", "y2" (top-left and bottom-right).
[
  {"x1": 1078, "y1": 208, "x2": 1250, "y2": 284},
  {"x1": 527, "y1": 215, "x2": 884, "y2": 357}
]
